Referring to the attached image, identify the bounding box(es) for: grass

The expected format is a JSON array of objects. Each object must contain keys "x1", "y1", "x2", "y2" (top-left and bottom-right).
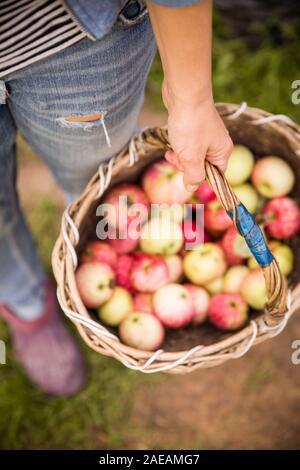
[{"x1": 147, "y1": 13, "x2": 300, "y2": 123}]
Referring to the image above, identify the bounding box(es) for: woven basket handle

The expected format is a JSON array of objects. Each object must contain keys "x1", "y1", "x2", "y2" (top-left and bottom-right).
[{"x1": 141, "y1": 127, "x2": 288, "y2": 327}]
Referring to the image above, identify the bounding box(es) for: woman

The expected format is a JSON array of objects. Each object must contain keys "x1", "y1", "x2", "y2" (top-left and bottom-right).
[{"x1": 0, "y1": 0, "x2": 233, "y2": 395}]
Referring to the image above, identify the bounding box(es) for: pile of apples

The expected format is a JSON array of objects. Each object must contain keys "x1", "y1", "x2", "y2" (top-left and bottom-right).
[{"x1": 75, "y1": 146, "x2": 300, "y2": 351}]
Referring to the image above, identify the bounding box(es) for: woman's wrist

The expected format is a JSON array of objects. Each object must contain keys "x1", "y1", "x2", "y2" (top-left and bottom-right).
[{"x1": 162, "y1": 78, "x2": 213, "y2": 112}]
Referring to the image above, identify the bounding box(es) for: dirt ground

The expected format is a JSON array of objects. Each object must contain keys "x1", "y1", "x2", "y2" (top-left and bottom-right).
[{"x1": 17, "y1": 105, "x2": 300, "y2": 450}]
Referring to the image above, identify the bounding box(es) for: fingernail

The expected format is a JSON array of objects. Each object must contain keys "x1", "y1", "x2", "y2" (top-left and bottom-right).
[{"x1": 186, "y1": 184, "x2": 198, "y2": 192}]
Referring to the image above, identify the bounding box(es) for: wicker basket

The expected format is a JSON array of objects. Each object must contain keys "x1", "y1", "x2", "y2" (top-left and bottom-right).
[{"x1": 52, "y1": 103, "x2": 300, "y2": 374}]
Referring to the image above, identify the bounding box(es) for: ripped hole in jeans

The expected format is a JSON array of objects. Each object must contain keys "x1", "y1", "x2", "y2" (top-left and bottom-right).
[{"x1": 56, "y1": 111, "x2": 111, "y2": 147}]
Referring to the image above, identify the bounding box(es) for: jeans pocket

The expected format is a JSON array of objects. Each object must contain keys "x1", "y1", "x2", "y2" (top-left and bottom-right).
[{"x1": 118, "y1": 0, "x2": 148, "y2": 27}]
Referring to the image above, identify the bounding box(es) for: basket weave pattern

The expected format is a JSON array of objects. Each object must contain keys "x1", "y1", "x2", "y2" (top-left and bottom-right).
[{"x1": 52, "y1": 103, "x2": 300, "y2": 374}]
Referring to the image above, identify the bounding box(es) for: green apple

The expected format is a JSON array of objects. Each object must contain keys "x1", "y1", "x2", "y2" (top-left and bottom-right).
[
  {"x1": 183, "y1": 243, "x2": 227, "y2": 285},
  {"x1": 234, "y1": 183, "x2": 260, "y2": 214},
  {"x1": 271, "y1": 242, "x2": 294, "y2": 276},
  {"x1": 97, "y1": 286, "x2": 133, "y2": 326},
  {"x1": 223, "y1": 265, "x2": 249, "y2": 293},
  {"x1": 248, "y1": 241, "x2": 294, "y2": 276},
  {"x1": 225, "y1": 145, "x2": 255, "y2": 186},
  {"x1": 240, "y1": 269, "x2": 267, "y2": 310},
  {"x1": 251, "y1": 156, "x2": 295, "y2": 198},
  {"x1": 140, "y1": 217, "x2": 183, "y2": 256},
  {"x1": 205, "y1": 276, "x2": 223, "y2": 294}
]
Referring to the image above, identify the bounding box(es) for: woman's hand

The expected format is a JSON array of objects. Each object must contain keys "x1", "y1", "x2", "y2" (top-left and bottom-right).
[{"x1": 163, "y1": 82, "x2": 234, "y2": 191}]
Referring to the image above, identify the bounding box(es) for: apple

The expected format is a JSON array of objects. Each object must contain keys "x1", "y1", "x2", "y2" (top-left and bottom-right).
[
  {"x1": 223, "y1": 265, "x2": 249, "y2": 293},
  {"x1": 133, "y1": 293, "x2": 153, "y2": 314},
  {"x1": 140, "y1": 217, "x2": 183, "y2": 256},
  {"x1": 102, "y1": 183, "x2": 149, "y2": 231},
  {"x1": 221, "y1": 226, "x2": 251, "y2": 266},
  {"x1": 252, "y1": 156, "x2": 295, "y2": 198},
  {"x1": 164, "y1": 255, "x2": 183, "y2": 283},
  {"x1": 209, "y1": 293, "x2": 248, "y2": 331},
  {"x1": 240, "y1": 269, "x2": 267, "y2": 310},
  {"x1": 225, "y1": 145, "x2": 255, "y2": 186},
  {"x1": 108, "y1": 231, "x2": 139, "y2": 254},
  {"x1": 263, "y1": 196, "x2": 300, "y2": 239},
  {"x1": 248, "y1": 241, "x2": 294, "y2": 276},
  {"x1": 75, "y1": 261, "x2": 115, "y2": 308},
  {"x1": 115, "y1": 255, "x2": 135, "y2": 293},
  {"x1": 130, "y1": 253, "x2": 169, "y2": 293},
  {"x1": 142, "y1": 159, "x2": 190, "y2": 204},
  {"x1": 80, "y1": 240, "x2": 118, "y2": 270},
  {"x1": 205, "y1": 276, "x2": 223, "y2": 294},
  {"x1": 184, "y1": 284, "x2": 210, "y2": 325},
  {"x1": 234, "y1": 183, "x2": 259, "y2": 214},
  {"x1": 153, "y1": 283, "x2": 194, "y2": 328},
  {"x1": 182, "y1": 218, "x2": 206, "y2": 248},
  {"x1": 97, "y1": 286, "x2": 133, "y2": 326},
  {"x1": 119, "y1": 312, "x2": 165, "y2": 351},
  {"x1": 195, "y1": 181, "x2": 216, "y2": 203},
  {"x1": 204, "y1": 199, "x2": 233, "y2": 233},
  {"x1": 269, "y1": 241, "x2": 294, "y2": 276},
  {"x1": 183, "y1": 243, "x2": 227, "y2": 285}
]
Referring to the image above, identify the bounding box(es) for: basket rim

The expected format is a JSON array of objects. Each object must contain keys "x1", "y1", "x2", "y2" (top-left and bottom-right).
[{"x1": 52, "y1": 102, "x2": 300, "y2": 373}]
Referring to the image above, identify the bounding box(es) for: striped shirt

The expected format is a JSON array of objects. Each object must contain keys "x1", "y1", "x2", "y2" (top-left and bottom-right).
[{"x1": 0, "y1": 0, "x2": 88, "y2": 78}]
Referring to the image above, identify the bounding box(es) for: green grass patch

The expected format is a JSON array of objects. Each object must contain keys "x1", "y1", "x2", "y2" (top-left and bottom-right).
[{"x1": 147, "y1": 15, "x2": 300, "y2": 123}]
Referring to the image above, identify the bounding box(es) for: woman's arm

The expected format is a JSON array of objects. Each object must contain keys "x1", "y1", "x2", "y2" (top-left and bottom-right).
[{"x1": 147, "y1": 0, "x2": 233, "y2": 191}]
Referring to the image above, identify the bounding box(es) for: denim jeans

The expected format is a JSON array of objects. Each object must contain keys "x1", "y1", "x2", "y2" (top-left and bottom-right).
[{"x1": 0, "y1": 13, "x2": 156, "y2": 320}]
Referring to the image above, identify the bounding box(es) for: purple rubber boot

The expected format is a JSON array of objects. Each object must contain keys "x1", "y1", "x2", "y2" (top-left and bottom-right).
[{"x1": 0, "y1": 281, "x2": 87, "y2": 396}]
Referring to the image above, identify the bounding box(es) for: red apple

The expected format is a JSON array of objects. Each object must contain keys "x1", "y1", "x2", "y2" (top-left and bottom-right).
[
  {"x1": 153, "y1": 283, "x2": 194, "y2": 328},
  {"x1": 130, "y1": 253, "x2": 169, "y2": 293},
  {"x1": 209, "y1": 293, "x2": 248, "y2": 331},
  {"x1": 75, "y1": 261, "x2": 115, "y2": 308},
  {"x1": 221, "y1": 226, "x2": 251, "y2": 265},
  {"x1": 119, "y1": 312, "x2": 165, "y2": 351},
  {"x1": 204, "y1": 199, "x2": 233, "y2": 233},
  {"x1": 80, "y1": 240, "x2": 117, "y2": 270},
  {"x1": 102, "y1": 183, "x2": 149, "y2": 231},
  {"x1": 263, "y1": 196, "x2": 300, "y2": 239},
  {"x1": 252, "y1": 156, "x2": 295, "y2": 198},
  {"x1": 133, "y1": 293, "x2": 153, "y2": 314},
  {"x1": 115, "y1": 255, "x2": 135, "y2": 293},
  {"x1": 195, "y1": 181, "x2": 216, "y2": 203},
  {"x1": 182, "y1": 218, "x2": 206, "y2": 248},
  {"x1": 164, "y1": 255, "x2": 183, "y2": 283},
  {"x1": 108, "y1": 231, "x2": 139, "y2": 254},
  {"x1": 142, "y1": 159, "x2": 190, "y2": 204},
  {"x1": 184, "y1": 284, "x2": 210, "y2": 325}
]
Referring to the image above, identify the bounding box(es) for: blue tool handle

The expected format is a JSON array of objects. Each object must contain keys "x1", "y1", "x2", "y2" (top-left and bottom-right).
[{"x1": 227, "y1": 203, "x2": 274, "y2": 268}]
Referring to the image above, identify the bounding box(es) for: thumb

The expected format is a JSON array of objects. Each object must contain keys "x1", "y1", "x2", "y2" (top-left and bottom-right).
[
  {"x1": 182, "y1": 163, "x2": 206, "y2": 192},
  {"x1": 206, "y1": 140, "x2": 234, "y2": 173}
]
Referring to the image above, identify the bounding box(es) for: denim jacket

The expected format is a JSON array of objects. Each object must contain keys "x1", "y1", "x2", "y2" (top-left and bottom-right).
[{"x1": 65, "y1": 0, "x2": 201, "y2": 40}]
